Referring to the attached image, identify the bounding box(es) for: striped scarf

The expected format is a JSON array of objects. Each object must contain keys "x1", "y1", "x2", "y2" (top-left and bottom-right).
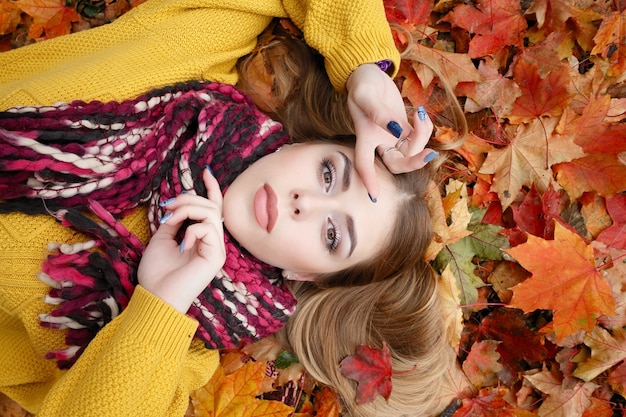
[{"x1": 0, "y1": 81, "x2": 296, "y2": 368}]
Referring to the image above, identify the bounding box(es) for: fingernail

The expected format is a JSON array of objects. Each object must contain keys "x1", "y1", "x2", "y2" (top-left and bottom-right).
[
  {"x1": 159, "y1": 212, "x2": 173, "y2": 224},
  {"x1": 159, "y1": 197, "x2": 175, "y2": 207},
  {"x1": 417, "y1": 106, "x2": 427, "y2": 122},
  {"x1": 424, "y1": 151, "x2": 439, "y2": 163},
  {"x1": 386, "y1": 121, "x2": 402, "y2": 138},
  {"x1": 179, "y1": 239, "x2": 185, "y2": 253},
  {"x1": 368, "y1": 193, "x2": 377, "y2": 203},
  {"x1": 205, "y1": 165, "x2": 214, "y2": 176}
]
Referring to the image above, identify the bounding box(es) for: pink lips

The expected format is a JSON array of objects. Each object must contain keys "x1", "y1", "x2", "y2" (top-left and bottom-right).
[{"x1": 254, "y1": 184, "x2": 278, "y2": 232}]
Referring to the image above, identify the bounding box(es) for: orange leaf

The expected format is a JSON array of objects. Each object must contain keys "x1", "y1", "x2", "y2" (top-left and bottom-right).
[
  {"x1": 17, "y1": 0, "x2": 80, "y2": 40},
  {"x1": 554, "y1": 153, "x2": 626, "y2": 200},
  {"x1": 506, "y1": 221, "x2": 616, "y2": 341},
  {"x1": 506, "y1": 60, "x2": 571, "y2": 124},
  {"x1": 442, "y1": 0, "x2": 527, "y2": 58},
  {"x1": 191, "y1": 361, "x2": 293, "y2": 417},
  {"x1": 573, "y1": 327, "x2": 626, "y2": 382},
  {"x1": 478, "y1": 117, "x2": 585, "y2": 208},
  {"x1": 461, "y1": 340, "x2": 503, "y2": 389},
  {"x1": 0, "y1": 0, "x2": 22, "y2": 36},
  {"x1": 525, "y1": 369, "x2": 598, "y2": 417},
  {"x1": 591, "y1": 10, "x2": 626, "y2": 77}
]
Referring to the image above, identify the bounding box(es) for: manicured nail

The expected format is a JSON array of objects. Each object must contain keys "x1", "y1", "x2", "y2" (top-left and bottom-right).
[
  {"x1": 159, "y1": 197, "x2": 175, "y2": 207},
  {"x1": 159, "y1": 212, "x2": 173, "y2": 224},
  {"x1": 417, "y1": 106, "x2": 427, "y2": 122},
  {"x1": 424, "y1": 151, "x2": 439, "y2": 163},
  {"x1": 386, "y1": 121, "x2": 403, "y2": 138},
  {"x1": 368, "y1": 193, "x2": 377, "y2": 203},
  {"x1": 179, "y1": 239, "x2": 185, "y2": 253},
  {"x1": 205, "y1": 164, "x2": 214, "y2": 176}
]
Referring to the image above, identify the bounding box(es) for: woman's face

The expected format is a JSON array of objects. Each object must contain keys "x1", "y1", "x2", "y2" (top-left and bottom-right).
[{"x1": 223, "y1": 143, "x2": 400, "y2": 279}]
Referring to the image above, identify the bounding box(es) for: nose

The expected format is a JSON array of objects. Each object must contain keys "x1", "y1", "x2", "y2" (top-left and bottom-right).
[{"x1": 290, "y1": 190, "x2": 334, "y2": 218}]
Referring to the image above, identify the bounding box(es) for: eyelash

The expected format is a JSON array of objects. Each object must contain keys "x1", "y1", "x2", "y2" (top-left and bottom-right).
[
  {"x1": 321, "y1": 158, "x2": 336, "y2": 192},
  {"x1": 320, "y1": 158, "x2": 340, "y2": 252}
]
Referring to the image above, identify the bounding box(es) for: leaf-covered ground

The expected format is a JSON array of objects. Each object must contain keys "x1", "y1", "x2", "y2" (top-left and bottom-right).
[{"x1": 1, "y1": 0, "x2": 626, "y2": 416}]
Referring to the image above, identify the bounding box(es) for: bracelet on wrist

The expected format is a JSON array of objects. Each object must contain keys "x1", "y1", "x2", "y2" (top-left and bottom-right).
[{"x1": 375, "y1": 59, "x2": 393, "y2": 74}]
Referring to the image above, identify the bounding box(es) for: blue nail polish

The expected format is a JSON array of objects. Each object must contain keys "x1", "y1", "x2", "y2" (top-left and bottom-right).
[
  {"x1": 179, "y1": 239, "x2": 185, "y2": 253},
  {"x1": 159, "y1": 212, "x2": 173, "y2": 224},
  {"x1": 368, "y1": 193, "x2": 377, "y2": 203},
  {"x1": 424, "y1": 151, "x2": 439, "y2": 163},
  {"x1": 386, "y1": 121, "x2": 402, "y2": 138},
  {"x1": 205, "y1": 164, "x2": 214, "y2": 176},
  {"x1": 159, "y1": 197, "x2": 176, "y2": 207},
  {"x1": 417, "y1": 106, "x2": 427, "y2": 122}
]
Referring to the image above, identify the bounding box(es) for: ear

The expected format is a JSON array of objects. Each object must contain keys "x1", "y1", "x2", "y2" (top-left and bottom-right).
[{"x1": 281, "y1": 270, "x2": 317, "y2": 282}]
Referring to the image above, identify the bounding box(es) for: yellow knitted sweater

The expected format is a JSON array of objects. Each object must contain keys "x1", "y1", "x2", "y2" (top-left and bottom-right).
[{"x1": 0, "y1": 0, "x2": 399, "y2": 415}]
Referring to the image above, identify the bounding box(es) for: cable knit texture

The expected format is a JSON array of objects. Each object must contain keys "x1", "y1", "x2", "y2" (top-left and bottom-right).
[{"x1": 0, "y1": 0, "x2": 399, "y2": 415}]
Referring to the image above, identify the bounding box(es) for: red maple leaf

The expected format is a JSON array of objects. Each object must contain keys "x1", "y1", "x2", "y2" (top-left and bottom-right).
[
  {"x1": 597, "y1": 194, "x2": 626, "y2": 250},
  {"x1": 339, "y1": 343, "x2": 392, "y2": 404},
  {"x1": 383, "y1": 0, "x2": 432, "y2": 28},
  {"x1": 441, "y1": 0, "x2": 527, "y2": 58}
]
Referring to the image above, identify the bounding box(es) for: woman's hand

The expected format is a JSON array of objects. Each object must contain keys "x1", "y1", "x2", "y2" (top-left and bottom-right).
[
  {"x1": 138, "y1": 168, "x2": 226, "y2": 313},
  {"x1": 346, "y1": 63, "x2": 437, "y2": 200}
]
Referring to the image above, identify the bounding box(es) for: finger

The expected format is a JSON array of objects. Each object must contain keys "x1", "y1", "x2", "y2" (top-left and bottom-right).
[
  {"x1": 180, "y1": 221, "x2": 226, "y2": 260},
  {"x1": 353, "y1": 140, "x2": 379, "y2": 201},
  {"x1": 203, "y1": 167, "x2": 223, "y2": 206},
  {"x1": 160, "y1": 203, "x2": 223, "y2": 228},
  {"x1": 404, "y1": 110, "x2": 434, "y2": 156},
  {"x1": 380, "y1": 147, "x2": 438, "y2": 174}
]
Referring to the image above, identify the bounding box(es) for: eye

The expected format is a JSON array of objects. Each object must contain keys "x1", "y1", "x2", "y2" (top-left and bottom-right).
[
  {"x1": 325, "y1": 217, "x2": 341, "y2": 253},
  {"x1": 320, "y1": 158, "x2": 336, "y2": 192}
]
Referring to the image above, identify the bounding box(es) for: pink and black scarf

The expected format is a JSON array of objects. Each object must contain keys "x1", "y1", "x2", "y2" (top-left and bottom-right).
[{"x1": 0, "y1": 81, "x2": 297, "y2": 368}]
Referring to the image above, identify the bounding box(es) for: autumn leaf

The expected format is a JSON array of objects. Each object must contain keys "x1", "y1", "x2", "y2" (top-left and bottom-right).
[
  {"x1": 191, "y1": 361, "x2": 293, "y2": 417},
  {"x1": 17, "y1": 0, "x2": 80, "y2": 40},
  {"x1": 478, "y1": 117, "x2": 585, "y2": 209},
  {"x1": 462, "y1": 340, "x2": 503, "y2": 389},
  {"x1": 525, "y1": 368, "x2": 598, "y2": 417},
  {"x1": 408, "y1": 43, "x2": 481, "y2": 91},
  {"x1": 452, "y1": 387, "x2": 536, "y2": 417},
  {"x1": 383, "y1": 0, "x2": 432, "y2": 28},
  {"x1": 507, "y1": 221, "x2": 616, "y2": 341},
  {"x1": 607, "y1": 361, "x2": 626, "y2": 397},
  {"x1": 595, "y1": 195, "x2": 626, "y2": 250},
  {"x1": 439, "y1": 265, "x2": 464, "y2": 350},
  {"x1": 506, "y1": 60, "x2": 571, "y2": 124},
  {"x1": 441, "y1": 0, "x2": 527, "y2": 58},
  {"x1": 0, "y1": 0, "x2": 22, "y2": 36},
  {"x1": 339, "y1": 343, "x2": 392, "y2": 404},
  {"x1": 554, "y1": 153, "x2": 626, "y2": 200},
  {"x1": 591, "y1": 10, "x2": 626, "y2": 77},
  {"x1": 573, "y1": 326, "x2": 626, "y2": 382}
]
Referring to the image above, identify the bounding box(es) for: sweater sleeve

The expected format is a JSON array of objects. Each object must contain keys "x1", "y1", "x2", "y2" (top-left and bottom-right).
[
  {"x1": 281, "y1": 0, "x2": 400, "y2": 91},
  {"x1": 37, "y1": 285, "x2": 219, "y2": 417}
]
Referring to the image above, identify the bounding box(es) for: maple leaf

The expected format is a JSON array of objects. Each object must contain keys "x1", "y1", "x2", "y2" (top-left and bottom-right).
[
  {"x1": 506, "y1": 221, "x2": 616, "y2": 341},
  {"x1": 607, "y1": 361, "x2": 626, "y2": 397},
  {"x1": 478, "y1": 117, "x2": 585, "y2": 209},
  {"x1": 441, "y1": 0, "x2": 527, "y2": 58},
  {"x1": 591, "y1": 10, "x2": 626, "y2": 77},
  {"x1": 580, "y1": 193, "x2": 612, "y2": 238},
  {"x1": 526, "y1": 0, "x2": 603, "y2": 52},
  {"x1": 439, "y1": 265, "x2": 464, "y2": 350},
  {"x1": 462, "y1": 340, "x2": 503, "y2": 389},
  {"x1": 383, "y1": 0, "x2": 432, "y2": 29},
  {"x1": 456, "y1": 60, "x2": 522, "y2": 117},
  {"x1": 425, "y1": 179, "x2": 472, "y2": 261},
  {"x1": 596, "y1": 194, "x2": 626, "y2": 250},
  {"x1": 453, "y1": 387, "x2": 536, "y2": 417},
  {"x1": 339, "y1": 343, "x2": 392, "y2": 404},
  {"x1": 510, "y1": 184, "x2": 567, "y2": 241},
  {"x1": 506, "y1": 60, "x2": 571, "y2": 124},
  {"x1": 191, "y1": 361, "x2": 293, "y2": 417},
  {"x1": 408, "y1": 43, "x2": 481, "y2": 91},
  {"x1": 573, "y1": 326, "x2": 626, "y2": 382},
  {"x1": 17, "y1": 0, "x2": 80, "y2": 40},
  {"x1": 0, "y1": 0, "x2": 22, "y2": 36},
  {"x1": 525, "y1": 368, "x2": 598, "y2": 417},
  {"x1": 554, "y1": 153, "x2": 626, "y2": 201}
]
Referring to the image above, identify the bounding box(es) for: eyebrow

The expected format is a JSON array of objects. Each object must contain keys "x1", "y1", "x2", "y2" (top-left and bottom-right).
[
  {"x1": 339, "y1": 151, "x2": 351, "y2": 192},
  {"x1": 338, "y1": 151, "x2": 357, "y2": 257}
]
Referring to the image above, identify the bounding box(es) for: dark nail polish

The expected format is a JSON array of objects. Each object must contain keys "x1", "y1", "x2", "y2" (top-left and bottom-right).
[
  {"x1": 368, "y1": 193, "x2": 377, "y2": 203},
  {"x1": 159, "y1": 212, "x2": 173, "y2": 224},
  {"x1": 205, "y1": 165, "x2": 214, "y2": 176},
  {"x1": 179, "y1": 239, "x2": 185, "y2": 253},
  {"x1": 386, "y1": 121, "x2": 402, "y2": 138},
  {"x1": 424, "y1": 151, "x2": 439, "y2": 163},
  {"x1": 417, "y1": 106, "x2": 427, "y2": 122}
]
